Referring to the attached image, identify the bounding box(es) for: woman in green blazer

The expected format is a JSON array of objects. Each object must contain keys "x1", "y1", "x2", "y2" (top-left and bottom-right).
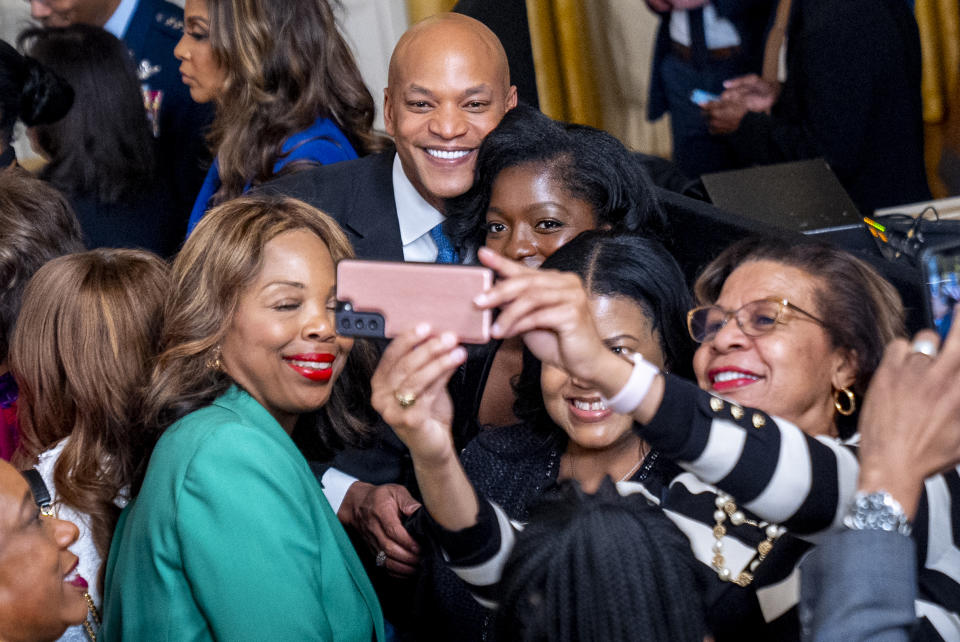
[{"x1": 102, "y1": 195, "x2": 384, "y2": 640}]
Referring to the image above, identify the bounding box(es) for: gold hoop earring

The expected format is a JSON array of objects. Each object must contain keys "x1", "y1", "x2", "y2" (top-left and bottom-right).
[
  {"x1": 833, "y1": 387, "x2": 856, "y2": 416},
  {"x1": 206, "y1": 345, "x2": 223, "y2": 371}
]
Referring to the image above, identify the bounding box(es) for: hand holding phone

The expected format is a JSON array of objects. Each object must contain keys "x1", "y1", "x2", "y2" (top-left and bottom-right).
[
  {"x1": 690, "y1": 88, "x2": 719, "y2": 106},
  {"x1": 336, "y1": 260, "x2": 493, "y2": 344},
  {"x1": 920, "y1": 239, "x2": 960, "y2": 339}
]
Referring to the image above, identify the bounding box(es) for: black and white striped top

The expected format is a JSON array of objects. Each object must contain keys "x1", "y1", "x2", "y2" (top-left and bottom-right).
[{"x1": 428, "y1": 376, "x2": 960, "y2": 641}]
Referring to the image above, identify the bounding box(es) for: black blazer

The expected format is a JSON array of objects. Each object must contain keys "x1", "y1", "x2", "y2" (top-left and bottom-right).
[
  {"x1": 727, "y1": 0, "x2": 931, "y2": 213},
  {"x1": 262, "y1": 150, "x2": 405, "y2": 261},
  {"x1": 68, "y1": 186, "x2": 184, "y2": 258}
]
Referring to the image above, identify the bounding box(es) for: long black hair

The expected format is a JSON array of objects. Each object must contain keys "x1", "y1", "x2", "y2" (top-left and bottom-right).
[
  {"x1": 513, "y1": 231, "x2": 695, "y2": 429},
  {"x1": 444, "y1": 104, "x2": 666, "y2": 257},
  {"x1": 0, "y1": 39, "x2": 72, "y2": 149},
  {"x1": 495, "y1": 479, "x2": 708, "y2": 642},
  {"x1": 20, "y1": 25, "x2": 156, "y2": 204}
]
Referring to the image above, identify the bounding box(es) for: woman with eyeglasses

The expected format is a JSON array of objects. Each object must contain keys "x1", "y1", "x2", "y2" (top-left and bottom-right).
[{"x1": 371, "y1": 236, "x2": 960, "y2": 641}]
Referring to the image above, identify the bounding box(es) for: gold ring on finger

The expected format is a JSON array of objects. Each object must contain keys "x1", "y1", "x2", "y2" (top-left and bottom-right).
[{"x1": 394, "y1": 390, "x2": 417, "y2": 408}]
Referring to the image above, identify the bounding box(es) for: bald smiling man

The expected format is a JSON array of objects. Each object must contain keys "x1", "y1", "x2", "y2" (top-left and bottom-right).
[
  {"x1": 265, "y1": 13, "x2": 517, "y2": 263},
  {"x1": 263, "y1": 14, "x2": 517, "y2": 596}
]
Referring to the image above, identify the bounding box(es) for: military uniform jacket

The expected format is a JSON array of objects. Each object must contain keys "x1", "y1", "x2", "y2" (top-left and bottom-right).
[{"x1": 125, "y1": 0, "x2": 213, "y2": 218}]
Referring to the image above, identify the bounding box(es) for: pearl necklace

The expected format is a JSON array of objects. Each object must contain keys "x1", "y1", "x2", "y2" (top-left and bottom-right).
[{"x1": 711, "y1": 491, "x2": 785, "y2": 587}]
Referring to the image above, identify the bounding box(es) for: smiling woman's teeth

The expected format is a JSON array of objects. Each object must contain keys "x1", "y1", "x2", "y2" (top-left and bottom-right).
[
  {"x1": 427, "y1": 149, "x2": 470, "y2": 160},
  {"x1": 288, "y1": 360, "x2": 331, "y2": 370},
  {"x1": 712, "y1": 371, "x2": 759, "y2": 383},
  {"x1": 572, "y1": 399, "x2": 607, "y2": 411}
]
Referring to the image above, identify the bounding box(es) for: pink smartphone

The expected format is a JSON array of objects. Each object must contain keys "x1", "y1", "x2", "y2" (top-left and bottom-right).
[{"x1": 335, "y1": 260, "x2": 494, "y2": 344}]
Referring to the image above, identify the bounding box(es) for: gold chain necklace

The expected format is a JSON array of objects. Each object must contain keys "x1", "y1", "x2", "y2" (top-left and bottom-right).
[{"x1": 83, "y1": 592, "x2": 101, "y2": 642}]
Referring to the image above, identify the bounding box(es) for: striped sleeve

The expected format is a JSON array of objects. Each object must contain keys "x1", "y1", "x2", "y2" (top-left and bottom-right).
[
  {"x1": 429, "y1": 499, "x2": 519, "y2": 610},
  {"x1": 644, "y1": 377, "x2": 960, "y2": 640},
  {"x1": 428, "y1": 376, "x2": 960, "y2": 637},
  {"x1": 640, "y1": 376, "x2": 857, "y2": 534},
  {"x1": 912, "y1": 466, "x2": 960, "y2": 641}
]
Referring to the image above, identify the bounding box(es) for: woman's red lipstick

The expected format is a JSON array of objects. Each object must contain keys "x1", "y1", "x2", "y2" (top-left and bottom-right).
[
  {"x1": 283, "y1": 353, "x2": 335, "y2": 381},
  {"x1": 708, "y1": 366, "x2": 762, "y2": 392}
]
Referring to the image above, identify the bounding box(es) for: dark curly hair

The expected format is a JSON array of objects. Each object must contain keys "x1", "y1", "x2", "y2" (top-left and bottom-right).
[
  {"x1": 513, "y1": 231, "x2": 694, "y2": 430},
  {"x1": 444, "y1": 104, "x2": 666, "y2": 258},
  {"x1": 495, "y1": 478, "x2": 708, "y2": 642}
]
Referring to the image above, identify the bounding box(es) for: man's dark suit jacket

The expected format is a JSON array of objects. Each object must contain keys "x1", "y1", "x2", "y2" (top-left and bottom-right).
[
  {"x1": 727, "y1": 0, "x2": 931, "y2": 213},
  {"x1": 263, "y1": 150, "x2": 405, "y2": 262}
]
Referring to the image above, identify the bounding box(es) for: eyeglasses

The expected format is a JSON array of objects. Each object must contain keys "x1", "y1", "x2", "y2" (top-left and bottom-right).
[{"x1": 686, "y1": 297, "x2": 825, "y2": 343}]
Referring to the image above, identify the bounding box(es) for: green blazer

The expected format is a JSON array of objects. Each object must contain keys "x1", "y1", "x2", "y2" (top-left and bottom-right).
[{"x1": 101, "y1": 386, "x2": 384, "y2": 641}]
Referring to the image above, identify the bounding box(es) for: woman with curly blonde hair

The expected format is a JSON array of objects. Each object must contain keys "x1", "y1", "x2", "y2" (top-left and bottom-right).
[{"x1": 178, "y1": 0, "x2": 385, "y2": 234}]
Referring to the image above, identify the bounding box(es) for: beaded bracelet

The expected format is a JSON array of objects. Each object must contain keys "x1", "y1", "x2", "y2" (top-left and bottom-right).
[{"x1": 600, "y1": 355, "x2": 660, "y2": 415}]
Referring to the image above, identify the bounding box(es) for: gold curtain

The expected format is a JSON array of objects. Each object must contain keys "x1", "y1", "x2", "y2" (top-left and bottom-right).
[
  {"x1": 526, "y1": 0, "x2": 602, "y2": 127},
  {"x1": 916, "y1": 0, "x2": 960, "y2": 123},
  {"x1": 406, "y1": 0, "x2": 457, "y2": 24}
]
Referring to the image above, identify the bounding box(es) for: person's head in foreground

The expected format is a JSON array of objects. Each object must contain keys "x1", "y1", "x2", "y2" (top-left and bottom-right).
[
  {"x1": 0, "y1": 460, "x2": 86, "y2": 641},
  {"x1": 496, "y1": 478, "x2": 707, "y2": 642},
  {"x1": 446, "y1": 105, "x2": 666, "y2": 264},
  {"x1": 691, "y1": 237, "x2": 905, "y2": 438},
  {"x1": 384, "y1": 13, "x2": 518, "y2": 211}
]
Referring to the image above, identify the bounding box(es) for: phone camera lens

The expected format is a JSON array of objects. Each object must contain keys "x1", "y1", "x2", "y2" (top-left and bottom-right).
[
  {"x1": 340, "y1": 318, "x2": 350, "y2": 329},
  {"x1": 355, "y1": 319, "x2": 365, "y2": 330}
]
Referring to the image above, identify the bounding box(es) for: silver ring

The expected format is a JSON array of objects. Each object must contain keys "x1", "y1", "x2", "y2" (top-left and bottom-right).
[
  {"x1": 911, "y1": 338, "x2": 938, "y2": 358},
  {"x1": 375, "y1": 550, "x2": 387, "y2": 567}
]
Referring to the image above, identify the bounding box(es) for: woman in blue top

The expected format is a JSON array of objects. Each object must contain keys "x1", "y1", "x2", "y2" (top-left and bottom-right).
[{"x1": 177, "y1": 0, "x2": 385, "y2": 234}]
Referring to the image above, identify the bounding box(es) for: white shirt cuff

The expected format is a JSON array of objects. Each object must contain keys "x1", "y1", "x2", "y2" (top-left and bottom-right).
[{"x1": 321, "y1": 468, "x2": 359, "y2": 513}]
